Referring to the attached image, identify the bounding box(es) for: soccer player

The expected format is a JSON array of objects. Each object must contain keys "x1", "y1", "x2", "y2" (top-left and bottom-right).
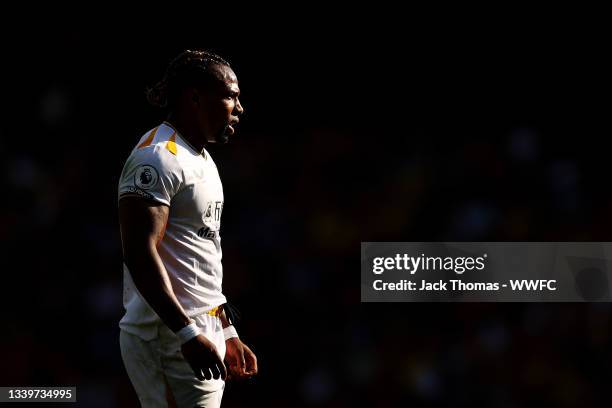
[{"x1": 117, "y1": 50, "x2": 257, "y2": 407}]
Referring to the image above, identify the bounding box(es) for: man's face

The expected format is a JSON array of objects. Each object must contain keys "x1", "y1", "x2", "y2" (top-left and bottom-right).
[{"x1": 194, "y1": 65, "x2": 244, "y2": 144}]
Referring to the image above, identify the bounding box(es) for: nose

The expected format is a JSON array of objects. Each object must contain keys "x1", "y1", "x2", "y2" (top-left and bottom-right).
[{"x1": 235, "y1": 98, "x2": 244, "y2": 116}]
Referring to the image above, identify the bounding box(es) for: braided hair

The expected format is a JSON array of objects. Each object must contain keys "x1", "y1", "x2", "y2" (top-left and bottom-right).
[{"x1": 146, "y1": 49, "x2": 232, "y2": 109}]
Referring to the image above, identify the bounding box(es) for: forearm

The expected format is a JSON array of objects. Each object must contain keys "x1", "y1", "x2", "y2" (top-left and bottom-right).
[
  {"x1": 125, "y1": 244, "x2": 191, "y2": 332},
  {"x1": 219, "y1": 309, "x2": 231, "y2": 329}
]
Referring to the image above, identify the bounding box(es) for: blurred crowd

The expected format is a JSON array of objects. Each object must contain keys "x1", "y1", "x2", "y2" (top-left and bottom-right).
[{"x1": 2, "y1": 33, "x2": 612, "y2": 407}]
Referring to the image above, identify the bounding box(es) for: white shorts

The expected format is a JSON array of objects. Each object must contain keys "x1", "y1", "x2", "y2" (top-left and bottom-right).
[{"x1": 120, "y1": 313, "x2": 226, "y2": 408}]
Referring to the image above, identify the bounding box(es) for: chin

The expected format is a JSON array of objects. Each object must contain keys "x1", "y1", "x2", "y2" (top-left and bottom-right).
[
  {"x1": 215, "y1": 133, "x2": 230, "y2": 144},
  {"x1": 213, "y1": 126, "x2": 231, "y2": 144},
  {"x1": 206, "y1": 131, "x2": 229, "y2": 144}
]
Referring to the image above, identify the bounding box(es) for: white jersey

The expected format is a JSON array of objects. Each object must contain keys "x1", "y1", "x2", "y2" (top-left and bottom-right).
[{"x1": 118, "y1": 122, "x2": 226, "y2": 340}]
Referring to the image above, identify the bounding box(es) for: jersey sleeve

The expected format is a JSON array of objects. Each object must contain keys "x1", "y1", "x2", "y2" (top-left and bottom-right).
[{"x1": 118, "y1": 146, "x2": 182, "y2": 206}]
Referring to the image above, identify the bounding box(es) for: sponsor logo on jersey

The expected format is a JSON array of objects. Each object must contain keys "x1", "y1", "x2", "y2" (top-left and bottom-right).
[
  {"x1": 134, "y1": 165, "x2": 159, "y2": 190},
  {"x1": 198, "y1": 226, "x2": 218, "y2": 240},
  {"x1": 198, "y1": 201, "x2": 223, "y2": 241}
]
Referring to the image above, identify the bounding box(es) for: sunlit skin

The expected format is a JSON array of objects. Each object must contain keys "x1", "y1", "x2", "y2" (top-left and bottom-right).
[{"x1": 166, "y1": 64, "x2": 244, "y2": 152}]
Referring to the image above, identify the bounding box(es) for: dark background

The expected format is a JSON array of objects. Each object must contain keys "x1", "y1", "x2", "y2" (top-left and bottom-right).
[{"x1": 1, "y1": 16, "x2": 612, "y2": 407}]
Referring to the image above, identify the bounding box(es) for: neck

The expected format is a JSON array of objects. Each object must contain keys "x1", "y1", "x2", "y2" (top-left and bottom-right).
[{"x1": 165, "y1": 111, "x2": 207, "y2": 153}]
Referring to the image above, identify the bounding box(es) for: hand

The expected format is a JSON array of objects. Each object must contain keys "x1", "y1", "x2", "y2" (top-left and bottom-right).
[
  {"x1": 242, "y1": 342, "x2": 258, "y2": 377},
  {"x1": 181, "y1": 334, "x2": 227, "y2": 381},
  {"x1": 225, "y1": 338, "x2": 258, "y2": 380}
]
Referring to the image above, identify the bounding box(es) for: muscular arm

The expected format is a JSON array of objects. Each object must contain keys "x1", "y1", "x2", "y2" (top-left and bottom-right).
[
  {"x1": 119, "y1": 197, "x2": 227, "y2": 381},
  {"x1": 118, "y1": 197, "x2": 190, "y2": 332}
]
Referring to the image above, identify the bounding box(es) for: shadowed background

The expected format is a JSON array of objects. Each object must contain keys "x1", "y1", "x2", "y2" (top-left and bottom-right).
[{"x1": 1, "y1": 17, "x2": 611, "y2": 407}]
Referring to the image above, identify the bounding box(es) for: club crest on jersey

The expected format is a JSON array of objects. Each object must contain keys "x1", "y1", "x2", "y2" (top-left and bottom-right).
[
  {"x1": 203, "y1": 201, "x2": 223, "y2": 223},
  {"x1": 134, "y1": 165, "x2": 159, "y2": 190}
]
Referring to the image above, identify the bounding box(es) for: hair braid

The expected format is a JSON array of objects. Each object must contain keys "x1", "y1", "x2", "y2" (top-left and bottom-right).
[{"x1": 146, "y1": 49, "x2": 231, "y2": 109}]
